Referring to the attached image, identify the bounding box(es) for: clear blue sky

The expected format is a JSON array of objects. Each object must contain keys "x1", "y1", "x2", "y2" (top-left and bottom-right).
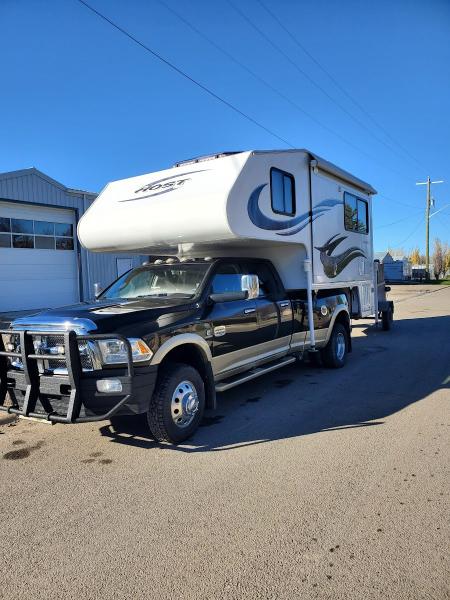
[{"x1": 1, "y1": 0, "x2": 449, "y2": 253}]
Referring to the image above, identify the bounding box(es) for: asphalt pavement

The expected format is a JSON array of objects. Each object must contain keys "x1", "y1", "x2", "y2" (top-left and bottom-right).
[{"x1": 1, "y1": 285, "x2": 449, "y2": 600}]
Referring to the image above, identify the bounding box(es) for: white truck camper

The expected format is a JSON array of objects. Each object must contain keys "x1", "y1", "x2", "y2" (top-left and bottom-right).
[
  {"x1": 79, "y1": 149, "x2": 378, "y2": 318},
  {"x1": 1, "y1": 150, "x2": 394, "y2": 444}
]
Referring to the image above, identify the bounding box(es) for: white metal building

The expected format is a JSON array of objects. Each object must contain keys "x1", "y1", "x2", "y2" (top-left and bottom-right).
[{"x1": 0, "y1": 168, "x2": 147, "y2": 312}]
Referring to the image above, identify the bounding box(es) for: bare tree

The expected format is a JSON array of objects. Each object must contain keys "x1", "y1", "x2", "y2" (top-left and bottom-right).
[{"x1": 433, "y1": 238, "x2": 445, "y2": 280}]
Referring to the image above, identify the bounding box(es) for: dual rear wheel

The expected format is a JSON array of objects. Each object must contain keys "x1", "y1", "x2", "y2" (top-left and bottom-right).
[
  {"x1": 321, "y1": 322, "x2": 348, "y2": 368},
  {"x1": 381, "y1": 306, "x2": 394, "y2": 330}
]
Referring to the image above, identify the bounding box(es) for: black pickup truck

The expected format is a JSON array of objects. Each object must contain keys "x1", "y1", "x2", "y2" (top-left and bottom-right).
[{"x1": 0, "y1": 257, "x2": 352, "y2": 443}]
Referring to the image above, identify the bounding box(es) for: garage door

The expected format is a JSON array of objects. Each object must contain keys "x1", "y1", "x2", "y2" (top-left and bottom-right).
[{"x1": 0, "y1": 201, "x2": 79, "y2": 312}]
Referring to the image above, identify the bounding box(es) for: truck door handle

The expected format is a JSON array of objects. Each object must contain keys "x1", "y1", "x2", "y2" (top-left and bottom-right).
[{"x1": 244, "y1": 308, "x2": 256, "y2": 314}]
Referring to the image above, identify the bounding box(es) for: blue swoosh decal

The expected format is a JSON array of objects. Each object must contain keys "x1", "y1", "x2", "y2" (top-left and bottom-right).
[
  {"x1": 277, "y1": 213, "x2": 322, "y2": 236},
  {"x1": 247, "y1": 184, "x2": 310, "y2": 231},
  {"x1": 247, "y1": 185, "x2": 343, "y2": 236},
  {"x1": 277, "y1": 200, "x2": 343, "y2": 235}
]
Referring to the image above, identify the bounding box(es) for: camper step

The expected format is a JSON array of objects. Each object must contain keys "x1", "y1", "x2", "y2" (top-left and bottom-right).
[{"x1": 215, "y1": 356, "x2": 296, "y2": 392}]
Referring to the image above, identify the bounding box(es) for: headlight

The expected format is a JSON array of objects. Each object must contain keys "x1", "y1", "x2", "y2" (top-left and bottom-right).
[{"x1": 97, "y1": 338, "x2": 153, "y2": 365}]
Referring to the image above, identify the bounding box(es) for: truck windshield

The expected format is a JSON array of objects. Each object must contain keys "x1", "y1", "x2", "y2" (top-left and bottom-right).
[{"x1": 100, "y1": 264, "x2": 210, "y2": 300}]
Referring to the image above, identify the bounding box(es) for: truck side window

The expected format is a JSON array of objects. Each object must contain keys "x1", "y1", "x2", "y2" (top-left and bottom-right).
[
  {"x1": 242, "y1": 262, "x2": 279, "y2": 298},
  {"x1": 271, "y1": 168, "x2": 296, "y2": 216},
  {"x1": 211, "y1": 263, "x2": 243, "y2": 294}
]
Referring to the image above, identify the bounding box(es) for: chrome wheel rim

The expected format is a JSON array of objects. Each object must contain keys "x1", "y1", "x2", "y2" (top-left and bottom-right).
[
  {"x1": 335, "y1": 332, "x2": 346, "y2": 361},
  {"x1": 171, "y1": 380, "x2": 199, "y2": 428}
]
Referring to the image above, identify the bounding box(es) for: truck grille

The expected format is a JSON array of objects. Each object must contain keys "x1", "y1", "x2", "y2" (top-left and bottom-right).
[{"x1": 1, "y1": 332, "x2": 94, "y2": 373}]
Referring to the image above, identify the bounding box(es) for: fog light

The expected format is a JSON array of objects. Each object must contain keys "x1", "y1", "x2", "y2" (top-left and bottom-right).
[
  {"x1": 49, "y1": 345, "x2": 65, "y2": 355},
  {"x1": 96, "y1": 379, "x2": 123, "y2": 393}
]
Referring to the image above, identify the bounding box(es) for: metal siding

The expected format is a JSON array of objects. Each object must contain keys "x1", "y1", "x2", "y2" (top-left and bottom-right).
[
  {"x1": 384, "y1": 262, "x2": 405, "y2": 281},
  {"x1": 0, "y1": 171, "x2": 148, "y2": 303}
]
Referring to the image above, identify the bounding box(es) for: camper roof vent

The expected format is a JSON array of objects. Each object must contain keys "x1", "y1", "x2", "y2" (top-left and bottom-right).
[{"x1": 173, "y1": 151, "x2": 242, "y2": 168}]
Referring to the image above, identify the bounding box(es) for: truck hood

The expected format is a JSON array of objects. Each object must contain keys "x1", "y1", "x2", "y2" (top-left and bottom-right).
[{"x1": 8, "y1": 297, "x2": 199, "y2": 336}]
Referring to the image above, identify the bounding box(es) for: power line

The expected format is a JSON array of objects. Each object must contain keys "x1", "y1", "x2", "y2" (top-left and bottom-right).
[
  {"x1": 156, "y1": 0, "x2": 418, "y2": 183},
  {"x1": 226, "y1": 0, "x2": 419, "y2": 176},
  {"x1": 376, "y1": 193, "x2": 423, "y2": 210},
  {"x1": 376, "y1": 214, "x2": 420, "y2": 229},
  {"x1": 436, "y1": 213, "x2": 450, "y2": 229},
  {"x1": 76, "y1": 0, "x2": 295, "y2": 149},
  {"x1": 391, "y1": 217, "x2": 423, "y2": 248},
  {"x1": 255, "y1": 0, "x2": 427, "y2": 172},
  {"x1": 156, "y1": 0, "x2": 399, "y2": 171},
  {"x1": 76, "y1": 0, "x2": 425, "y2": 221}
]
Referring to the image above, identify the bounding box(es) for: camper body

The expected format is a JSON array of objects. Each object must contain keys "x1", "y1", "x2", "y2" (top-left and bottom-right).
[
  {"x1": 79, "y1": 149, "x2": 376, "y2": 312},
  {"x1": 1, "y1": 150, "x2": 392, "y2": 444}
]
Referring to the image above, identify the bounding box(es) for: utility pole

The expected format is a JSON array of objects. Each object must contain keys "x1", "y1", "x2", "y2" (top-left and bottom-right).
[{"x1": 416, "y1": 177, "x2": 444, "y2": 280}]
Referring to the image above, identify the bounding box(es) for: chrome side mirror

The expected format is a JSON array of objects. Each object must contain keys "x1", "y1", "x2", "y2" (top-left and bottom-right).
[
  {"x1": 241, "y1": 274, "x2": 259, "y2": 300},
  {"x1": 93, "y1": 282, "x2": 102, "y2": 298}
]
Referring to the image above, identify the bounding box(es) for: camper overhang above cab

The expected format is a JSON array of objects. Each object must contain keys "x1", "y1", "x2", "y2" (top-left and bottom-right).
[{"x1": 77, "y1": 149, "x2": 376, "y2": 256}]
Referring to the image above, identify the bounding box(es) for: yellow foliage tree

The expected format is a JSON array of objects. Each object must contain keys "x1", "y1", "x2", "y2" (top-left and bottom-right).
[{"x1": 409, "y1": 247, "x2": 421, "y2": 265}]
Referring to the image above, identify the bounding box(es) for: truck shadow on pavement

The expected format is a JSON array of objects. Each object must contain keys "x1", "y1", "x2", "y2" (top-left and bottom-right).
[{"x1": 99, "y1": 315, "x2": 450, "y2": 453}]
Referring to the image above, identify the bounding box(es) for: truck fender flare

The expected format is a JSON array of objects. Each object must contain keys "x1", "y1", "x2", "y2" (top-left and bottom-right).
[
  {"x1": 151, "y1": 333, "x2": 213, "y2": 366},
  {"x1": 324, "y1": 306, "x2": 351, "y2": 349},
  {"x1": 150, "y1": 334, "x2": 216, "y2": 409}
]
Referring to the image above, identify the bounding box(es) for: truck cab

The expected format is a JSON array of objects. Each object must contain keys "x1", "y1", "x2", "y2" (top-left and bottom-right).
[{"x1": 0, "y1": 257, "x2": 351, "y2": 443}]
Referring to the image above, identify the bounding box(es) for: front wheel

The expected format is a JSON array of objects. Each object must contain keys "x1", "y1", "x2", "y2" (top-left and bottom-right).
[
  {"x1": 321, "y1": 322, "x2": 348, "y2": 369},
  {"x1": 147, "y1": 363, "x2": 205, "y2": 443}
]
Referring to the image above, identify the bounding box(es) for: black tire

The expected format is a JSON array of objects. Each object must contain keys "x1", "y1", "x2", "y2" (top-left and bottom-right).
[
  {"x1": 308, "y1": 350, "x2": 322, "y2": 367},
  {"x1": 147, "y1": 363, "x2": 205, "y2": 444},
  {"x1": 382, "y1": 308, "x2": 392, "y2": 331},
  {"x1": 321, "y1": 322, "x2": 348, "y2": 369}
]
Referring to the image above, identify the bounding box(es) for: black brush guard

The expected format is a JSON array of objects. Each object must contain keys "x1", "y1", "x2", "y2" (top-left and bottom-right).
[{"x1": 0, "y1": 330, "x2": 134, "y2": 423}]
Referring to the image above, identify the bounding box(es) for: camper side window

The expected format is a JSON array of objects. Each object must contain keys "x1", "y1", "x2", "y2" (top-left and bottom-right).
[
  {"x1": 344, "y1": 192, "x2": 368, "y2": 234},
  {"x1": 270, "y1": 168, "x2": 296, "y2": 216},
  {"x1": 357, "y1": 198, "x2": 368, "y2": 233}
]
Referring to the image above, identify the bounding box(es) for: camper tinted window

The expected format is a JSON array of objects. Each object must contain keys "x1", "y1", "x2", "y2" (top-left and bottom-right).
[
  {"x1": 344, "y1": 193, "x2": 357, "y2": 231},
  {"x1": 357, "y1": 198, "x2": 368, "y2": 233},
  {"x1": 271, "y1": 168, "x2": 295, "y2": 216},
  {"x1": 344, "y1": 192, "x2": 368, "y2": 234}
]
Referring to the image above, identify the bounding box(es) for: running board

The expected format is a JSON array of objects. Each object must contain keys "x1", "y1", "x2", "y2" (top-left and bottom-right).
[{"x1": 215, "y1": 356, "x2": 296, "y2": 392}]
